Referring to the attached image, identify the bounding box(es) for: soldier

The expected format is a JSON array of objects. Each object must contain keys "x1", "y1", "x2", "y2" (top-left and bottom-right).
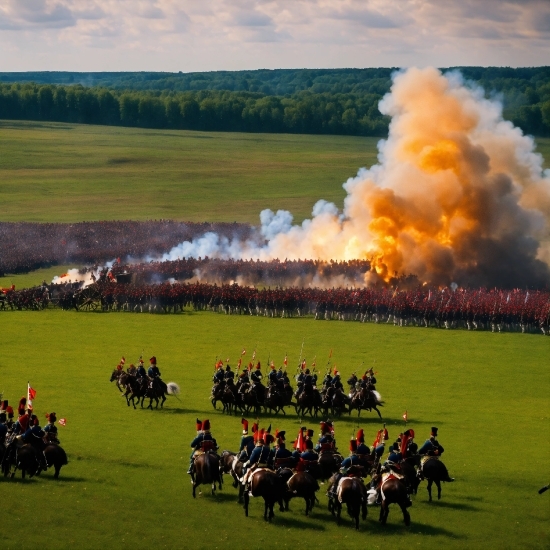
[
  {"x1": 224, "y1": 364, "x2": 235, "y2": 381},
  {"x1": 187, "y1": 419, "x2": 218, "y2": 474},
  {"x1": 13, "y1": 407, "x2": 31, "y2": 435},
  {"x1": 0, "y1": 412, "x2": 7, "y2": 446},
  {"x1": 296, "y1": 369, "x2": 314, "y2": 397},
  {"x1": 418, "y1": 427, "x2": 445, "y2": 457},
  {"x1": 213, "y1": 364, "x2": 225, "y2": 384},
  {"x1": 300, "y1": 439, "x2": 319, "y2": 462},
  {"x1": 387, "y1": 442, "x2": 402, "y2": 463},
  {"x1": 238, "y1": 418, "x2": 256, "y2": 461},
  {"x1": 148, "y1": 356, "x2": 162, "y2": 392},
  {"x1": 316, "y1": 420, "x2": 336, "y2": 452},
  {"x1": 331, "y1": 370, "x2": 343, "y2": 390},
  {"x1": 270, "y1": 431, "x2": 294, "y2": 469},
  {"x1": 22, "y1": 415, "x2": 47, "y2": 470},
  {"x1": 43, "y1": 412, "x2": 59, "y2": 442},
  {"x1": 242, "y1": 430, "x2": 272, "y2": 489},
  {"x1": 251, "y1": 362, "x2": 263, "y2": 383},
  {"x1": 340, "y1": 439, "x2": 361, "y2": 473},
  {"x1": 136, "y1": 360, "x2": 147, "y2": 380},
  {"x1": 267, "y1": 365, "x2": 278, "y2": 385}
]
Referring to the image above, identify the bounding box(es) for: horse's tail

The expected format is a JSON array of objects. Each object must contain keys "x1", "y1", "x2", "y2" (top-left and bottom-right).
[
  {"x1": 167, "y1": 382, "x2": 180, "y2": 396},
  {"x1": 373, "y1": 390, "x2": 384, "y2": 404}
]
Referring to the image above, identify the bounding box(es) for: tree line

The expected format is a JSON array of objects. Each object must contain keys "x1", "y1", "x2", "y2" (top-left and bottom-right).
[
  {"x1": 0, "y1": 84, "x2": 390, "y2": 136},
  {"x1": 0, "y1": 66, "x2": 549, "y2": 136}
]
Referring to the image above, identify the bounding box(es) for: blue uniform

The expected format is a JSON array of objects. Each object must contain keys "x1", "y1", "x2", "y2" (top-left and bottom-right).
[
  {"x1": 137, "y1": 366, "x2": 147, "y2": 378},
  {"x1": 356, "y1": 443, "x2": 370, "y2": 456},
  {"x1": 247, "y1": 445, "x2": 271, "y2": 471},
  {"x1": 340, "y1": 454, "x2": 361, "y2": 470},
  {"x1": 148, "y1": 365, "x2": 161, "y2": 378},
  {"x1": 300, "y1": 450, "x2": 319, "y2": 462},
  {"x1": 0, "y1": 423, "x2": 7, "y2": 440},
  {"x1": 44, "y1": 423, "x2": 57, "y2": 434},
  {"x1": 315, "y1": 434, "x2": 336, "y2": 452},
  {"x1": 374, "y1": 444, "x2": 386, "y2": 458},
  {"x1": 387, "y1": 450, "x2": 402, "y2": 463},
  {"x1": 418, "y1": 439, "x2": 444, "y2": 456},
  {"x1": 239, "y1": 435, "x2": 255, "y2": 457}
]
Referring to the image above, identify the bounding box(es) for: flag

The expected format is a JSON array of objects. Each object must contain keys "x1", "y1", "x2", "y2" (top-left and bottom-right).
[
  {"x1": 252, "y1": 350, "x2": 256, "y2": 361},
  {"x1": 241, "y1": 348, "x2": 246, "y2": 356},
  {"x1": 28, "y1": 385, "x2": 37, "y2": 401},
  {"x1": 237, "y1": 358, "x2": 242, "y2": 369},
  {"x1": 329, "y1": 349, "x2": 332, "y2": 358},
  {"x1": 301, "y1": 359, "x2": 306, "y2": 370},
  {"x1": 226, "y1": 358, "x2": 230, "y2": 363},
  {"x1": 311, "y1": 356, "x2": 316, "y2": 368},
  {"x1": 59, "y1": 418, "x2": 67, "y2": 426},
  {"x1": 284, "y1": 354, "x2": 288, "y2": 366},
  {"x1": 402, "y1": 411, "x2": 408, "y2": 422}
]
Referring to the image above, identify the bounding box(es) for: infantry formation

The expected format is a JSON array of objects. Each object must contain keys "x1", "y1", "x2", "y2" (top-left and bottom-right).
[
  {"x1": 4, "y1": 278, "x2": 549, "y2": 335},
  {"x1": 188, "y1": 417, "x2": 454, "y2": 527}
]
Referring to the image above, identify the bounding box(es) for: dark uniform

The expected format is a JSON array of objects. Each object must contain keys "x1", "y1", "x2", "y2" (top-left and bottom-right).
[
  {"x1": 270, "y1": 432, "x2": 294, "y2": 468},
  {"x1": 188, "y1": 419, "x2": 217, "y2": 474},
  {"x1": 418, "y1": 427, "x2": 444, "y2": 456},
  {"x1": 136, "y1": 362, "x2": 147, "y2": 379},
  {"x1": 213, "y1": 368, "x2": 225, "y2": 384},
  {"x1": 239, "y1": 419, "x2": 255, "y2": 460},
  {"x1": 224, "y1": 365, "x2": 235, "y2": 381}
]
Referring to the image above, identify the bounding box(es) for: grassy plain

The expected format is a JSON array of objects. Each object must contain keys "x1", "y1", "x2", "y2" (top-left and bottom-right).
[
  {"x1": 0, "y1": 120, "x2": 548, "y2": 224},
  {"x1": 0, "y1": 120, "x2": 378, "y2": 224},
  {"x1": 0, "y1": 309, "x2": 548, "y2": 549}
]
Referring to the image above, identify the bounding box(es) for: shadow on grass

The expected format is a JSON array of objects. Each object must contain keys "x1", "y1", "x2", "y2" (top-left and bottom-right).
[
  {"x1": 369, "y1": 519, "x2": 466, "y2": 538},
  {"x1": 48, "y1": 475, "x2": 87, "y2": 482},
  {"x1": 276, "y1": 514, "x2": 326, "y2": 530},
  {"x1": 419, "y1": 500, "x2": 479, "y2": 511}
]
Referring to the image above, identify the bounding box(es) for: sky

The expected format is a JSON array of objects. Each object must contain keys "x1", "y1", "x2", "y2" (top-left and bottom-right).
[{"x1": 0, "y1": 0, "x2": 548, "y2": 72}]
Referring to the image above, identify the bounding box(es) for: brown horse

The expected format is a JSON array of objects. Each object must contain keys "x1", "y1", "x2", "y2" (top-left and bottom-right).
[
  {"x1": 219, "y1": 450, "x2": 244, "y2": 490},
  {"x1": 43, "y1": 444, "x2": 68, "y2": 479},
  {"x1": 329, "y1": 475, "x2": 367, "y2": 530},
  {"x1": 318, "y1": 451, "x2": 343, "y2": 480},
  {"x1": 191, "y1": 452, "x2": 222, "y2": 498},
  {"x1": 415, "y1": 457, "x2": 455, "y2": 501},
  {"x1": 283, "y1": 471, "x2": 320, "y2": 516},
  {"x1": 243, "y1": 468, "x2": 285, "y2": 521},
  {"x1": 295, "y1": 390, "x2": 321, "y2": 417},
  {"x1": 110, "y1": 369, "x2": 124, "y2": 392},
  {"x1": 379, "y1": 475, "x2": 411, "y2": 525},
  {"x1": 264, "y1": 386, "x2": 286, "y2": 415}
]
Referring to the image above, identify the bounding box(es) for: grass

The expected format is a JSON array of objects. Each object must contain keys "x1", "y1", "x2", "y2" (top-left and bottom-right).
[
  {"x1": 1, "y1": 120, "x2": 547, "y2": 225},
  {"x1": 0, "y1": 264, "x2": 78, "y2": 289},
  {"x1": 0, "y1": 120, "x2": 378, "y2": 224},
  {"x1": 0, "y1": 309, "x2": 548, "y2": 549}
]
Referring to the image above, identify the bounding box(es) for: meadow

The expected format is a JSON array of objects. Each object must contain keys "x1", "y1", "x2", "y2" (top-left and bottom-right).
[
  {"x1": 0, "y1": 120, "x2": 548, "y2": 224},
  {"x1": 0, "y1": 309, "x2": 548, "y2": 549}
]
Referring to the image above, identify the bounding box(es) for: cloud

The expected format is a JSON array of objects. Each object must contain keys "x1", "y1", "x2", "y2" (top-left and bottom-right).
[{"x1": 0, "y1": 0, "x2": 548, "y2": 70}]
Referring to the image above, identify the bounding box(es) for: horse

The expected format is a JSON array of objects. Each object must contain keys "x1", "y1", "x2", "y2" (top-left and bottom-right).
[
  {"x1": 43, "y1": 444, "x2": 68, "y2": 479},
  {"x1": 219, "y1": 450, "x2": 244, "y2": 491},
  {"x1": 220, "y1": 386, "x2": 236, "y2": 415},
  {"x1": 329, "y1": 474, "x2": 367, "y2": 530},
  {"x1": 191, "y1": 452, "x2": 222, "y2": 498},
  {"x1": 145, "y1": 380, "x2": 180, "y2": 410},
  {"x1": 243, "y1": 468, "x2": 285, "y2": 521},
  {"x1": 124, "y1": 376, "x2": 147, "y2": 409},
  {"x1": 415, "y1": 456, "x2": 455, "y2": 501},
  {"x1": 378, "y1": 474, "x2": 411, "y2": 525},
  {"x1": 264, "y1": 386, "x2": 286, "y2": 415},
  {"x1": 282, "y1": 471, "x2": 320, "y2": 516},
  {"x1": 5, "y1": 444, "x2": 40, "y2": 479},
  {"x1": 110, "y1": 369, "x2": 125, "y2": 392},
  {"x1": 295, "y1": 390, "x2": 321, "y2": 418},
  {"x1": 349, "y1": 388, "x2": 384, "y2": 418},
  {"x1": 330, "y1": 388, "x2": 349, "y2": 416},
  {"x1": 318, "y1": 450, "x2": 343, "y2": 481},
  {"x1": 211, "y1": 382, "x2": 225, "y2": 409}
]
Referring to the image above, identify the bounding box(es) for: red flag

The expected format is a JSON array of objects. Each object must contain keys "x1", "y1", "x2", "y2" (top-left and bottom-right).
[
  {"x1": 283, "y1": 355, "x2": 288, "y2": 366},
  {"x1": 237, "y1": 358, "x2": 242, "y2": 369},
  {"x1": 28, "y1": 386, "x2": 37, "y2": 401},
  {"x1": 58, "y1": 418, "x2": 67, "y2": 426},
  {"x1": 301, "y1": 360, "x2": 306, "y2": 370},
  {"x1": 311, "y1": 356, "x2": 316, "y2": 368},
  {"x1": 402, "y1": 411, "x2": 408, "y2": 422},
  {"x1": 294, "y1": 429, "x2": 306, "y2": 452}
]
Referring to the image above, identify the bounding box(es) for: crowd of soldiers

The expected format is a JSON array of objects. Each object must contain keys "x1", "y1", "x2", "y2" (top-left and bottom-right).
[
  {"x1": 210, "y1": 358, "x2": 382, "y2": 417},
  {"x1": 0, "y1": 397, "x2": 61, "y2": 476},
  {"x1": 189, "y1": 416, "x2": 454, "y2": 511},
  {"x1": 0, "y1": 221, "x2": 254, "y2": 275},
  {"x1": 6, "y1": 278, "x2": 548, "y2": 334},
  {"x1": 108, "y1": 258, "x2": 374, "y2": 288}
]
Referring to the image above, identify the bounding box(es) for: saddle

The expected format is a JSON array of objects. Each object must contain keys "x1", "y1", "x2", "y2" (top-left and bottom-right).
[
  {"x1": 421, "y1": 455, "x2": 438, "y2": 469},
  {"x1": 274, "y1": 457, "x2": 295, "y2": 469}
]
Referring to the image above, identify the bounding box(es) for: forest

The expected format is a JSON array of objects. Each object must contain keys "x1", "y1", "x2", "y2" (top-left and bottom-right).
[{"x1": 0, "y1": 67, "x2": 548, "y2": 137}]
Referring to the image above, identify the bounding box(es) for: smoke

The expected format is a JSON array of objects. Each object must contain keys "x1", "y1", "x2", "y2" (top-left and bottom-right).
[
  {"x1": 154, "y1": 67, "x2": 550, "y2": 287},
  {"x1": 52, "y1": 268, "x2": 98, "y2": 287}
]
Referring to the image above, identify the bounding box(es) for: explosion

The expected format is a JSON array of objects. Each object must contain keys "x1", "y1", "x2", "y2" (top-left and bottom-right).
[{"x1": 161, "y1": 67, "x2": 550, "y2": 287}]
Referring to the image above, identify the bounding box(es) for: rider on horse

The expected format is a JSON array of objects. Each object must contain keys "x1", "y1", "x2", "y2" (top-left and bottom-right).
[
  {"x1": 296, "y1": 369, "x2": 314, "y2": 397},
  {"x1": 187, "y1": 419, "x2": 218, "y2": 474},
  {"x1": 22, "y1": 415, "x2": 48, "y2": 470},
  {"x1": 242, "y1": 429, "x2": 273, "y2": 489},
  {"x1": 331, "y1": 370, "x2": 343, "y2": 390},
  {"x1": 43, "y1": 412, "x2": 59, "y2": 442},
  {"x1": 147, "y1": 356, "x2": 162, "y2": 391},
  {"x1": 238, "y1": 418, "x2": 256, "y2": 461},
  {"x1": 270, "y1": 431, "x2": 294, "y2": 469},
  {"x1": 0, "y1": 412, "x2": 7, "y2": 445},
  {"x1": 224, "y1": 364, "x2": 235, "y2": 381},
  {"x1": 136, "y1": 359, "x2": 147, "y2": 380},
  {"x1": 315, "y1": 420, "x2": 336, "y2": 453},
  {"x1": 268, "y1": 365, "x2": 278, "y2": 385},
  {"x1": 418, "y1": 427, "x2": 445, "y2": 457}
]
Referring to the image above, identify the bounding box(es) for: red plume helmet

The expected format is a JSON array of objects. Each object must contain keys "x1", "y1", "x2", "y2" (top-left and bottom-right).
[
  {"x1": 356, "y1": 429, "x2": 364, "y2": 443},
  {"x1": 350, "y1": 439, "x2": 358, "y2": 452},
  {"x1": 241, "y1": 418, "x2": 249, "y2": 435},
  {"x1": 202, "y1": 419, "x2": 211, "y2": 432},
  {"x1": 196, "y1": 418, "x2": 202, "y2": 432}
]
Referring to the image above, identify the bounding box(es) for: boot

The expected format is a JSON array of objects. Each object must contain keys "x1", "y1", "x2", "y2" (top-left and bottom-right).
[{"x1": 187, "y1": 462, "x2": 193, "y2": 475}]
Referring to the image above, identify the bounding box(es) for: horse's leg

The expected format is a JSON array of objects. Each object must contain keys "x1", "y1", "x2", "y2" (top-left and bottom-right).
[
  {"x1": 436, "y1": 479, "x2": 442, "y2": 500},
  {"x1": 374, "y1": 405, "x2": 382, "y2": 419},
  {"x1": 400, "y1": 502, "x2": 411, "y2": 525},
  {"x1": 269, "y1": 501, "x2": 275, "y2": 522},
  {"x1": 238, "y1": 482, "x2": 244, "y2": 504},
  {"x1": 192, "y1": 480, "x2": 197, "y2": 498},
  {"x1": 362, "y1": 498, "x2": 367, "y2": 520},
  {"x1": 305, "y1": 497, "x2": 310, "y2": 516},
  {"x1": 211, "y1": 481, "x2": 216, "y2": 495},
  {"x1": 427, "y1": 479, "x2": 433, "y2": 502},
  {"x1": 355, "y1": 506, "x2": 360, "y2": 530},
  {"x1": 336, "y1": 502, "x2": 342, "y2": 525}
]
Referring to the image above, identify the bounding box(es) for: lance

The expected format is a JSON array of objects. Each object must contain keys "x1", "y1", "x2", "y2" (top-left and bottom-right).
[{"x1": 296, "y1": 338, "x2": 305, "y2": 374}]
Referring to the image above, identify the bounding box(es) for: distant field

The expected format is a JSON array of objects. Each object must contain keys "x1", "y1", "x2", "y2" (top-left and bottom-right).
[
  {"x1": 0, "y1": 310, "x2": 548, "y2": 549},
  {"x1": 0, "y1": 120, "x2": 378, "y2": 224},
  {"x1": 1, "y1": 120, "x2": 547, "y2": 225}
]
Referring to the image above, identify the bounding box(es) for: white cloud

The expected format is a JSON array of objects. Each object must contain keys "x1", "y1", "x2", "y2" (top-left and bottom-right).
[{"x1": 0, "y1": 0, "x2": 547, "y2": 70}]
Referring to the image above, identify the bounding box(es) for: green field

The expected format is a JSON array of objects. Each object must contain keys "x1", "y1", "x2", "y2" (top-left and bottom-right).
[
  {"x1": 0, "y1": 120, "x2": 548, "y2": 224},
  {"x1": 0, "y1": 120, "x2": 378, "y2": 224},
  {"x1": 0, "y1": 310, "x2": 548, "y2": 549}
]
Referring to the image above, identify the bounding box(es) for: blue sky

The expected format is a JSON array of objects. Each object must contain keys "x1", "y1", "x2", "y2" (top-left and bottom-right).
[{"x1": 0, "y1": 0, "x2": 548, "y2": 71}]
